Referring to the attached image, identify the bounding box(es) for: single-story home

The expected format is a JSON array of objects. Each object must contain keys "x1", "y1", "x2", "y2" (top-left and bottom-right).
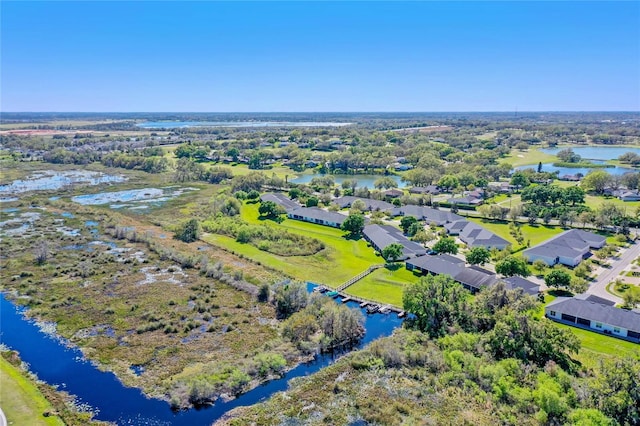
[
  {"x1": 545, "y1": 297, "x2": 640, "y2": 343},
  {"x1": 363, "y1": 224, "x2": 427, "y2": 260},
  {"x1": 448, "y1": 195, "x2": 483, "y2": 206},
  {"x1": 260, "y1": 193, "x2": 300, "y2": 212},
  {"x1": 409, "y1": 185, "x2": 440, "y2": 195},
  {"x1": 502, "y1": 276, "x2": 540, "y2": 296},
  {"x1": 287, "y1": 207, "x2": 347, "y2": 228},
  {"x1": 522, "y1": 229, "x2": 606, "y2": 267},
  {"x1": 458, "y1": 222, "x2": 510, "y2": 250},
  {"x1": 618, "y1": 190, "x2": 640, "y2": 202},
  {"x1": 334, "y1": 196, "x2": 395, "y2": 213},
  {"x1": 383, "y1": 189, "x2": 404, "y2": 198},
  {"x1": 406, "y1": 254, "x2": 497, "y2": 293},
  {"x1": 444, "y1": 219, "x2": 470, "y2": 235},
  {"x1": 391, "y1": 205, "x2": 463, "y2": 226}
]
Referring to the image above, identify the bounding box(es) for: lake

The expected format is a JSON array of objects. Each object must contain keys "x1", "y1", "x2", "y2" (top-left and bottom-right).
[
  {"x1": 541, "y1": 146, "x2": 640, "y2": 160},
  {"x1": 515, "y1": 163, "x2": 636, "y2": 176},
  {"x1": 137, "y1": 121, "x2": 352, "y2": 129},
  {"x1": 0, "y1": 284, "x2": 402, "y2": 425},
  {"x1": 291, "y1": 173, "x2": 406, "y2": 189},
  {"x1": 0, "y1": 170, "x2": 126, "y2": 197}
]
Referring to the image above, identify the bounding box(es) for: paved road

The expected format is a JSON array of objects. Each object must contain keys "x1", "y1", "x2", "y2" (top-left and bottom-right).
[{"x1": 586, "y1": 240, "x2": 640, "y2": 303}]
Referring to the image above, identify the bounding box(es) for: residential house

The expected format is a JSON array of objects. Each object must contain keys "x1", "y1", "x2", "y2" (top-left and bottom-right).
[
  {"x1": 448, "y1": 195, "x2": 483, "y2": 206},
  {"x1": 458, "y1": 221, "x2": 510, "y2": 250},
  {"x1": 363, "y1": 224, "x2": 427, "y2": 260},
  {"x1": 287, "y1": 207, "x2": 347, "y2": 228},
  {"x1": 383, "y1": 189, "x2": 404, "y2": 199},
  {"x1": 260, "y1": 193, "x2": 300, "y2": 213},
  {"x1": 522, "y1": 229, "x2": 606, "y2": 267},
  {"x1": 618, "y1": 190, "x2": 640, "y2": 202},
  {"x1": 488, "y1": 181, "x2": 514, "y2": 193},
  {"x1": 502, "y1": 276, "x2": 540, "y2": 296},
  {"x1": 391, "y1": 205, "x2": 463, "y2": 226},
  {"x1": 545, "y1": 297, "x2": 640, "y2": 343},
  {"x1": 334, "y1": 196, "x2": 395, "y2": 213},
  {"x1": 444, "y1": 219, "x2": 470, "y2": 235},
  {"x1": 409, "y1": 185, "x2": 440, "y2": 195},
  {"x1": 406, "y1": 254, "x2": 497, "y2": 293}
]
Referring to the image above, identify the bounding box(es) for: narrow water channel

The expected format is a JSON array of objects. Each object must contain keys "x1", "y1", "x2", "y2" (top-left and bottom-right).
[{"x1": 0, "y1": 286, "x2": 403, "y2": 425}]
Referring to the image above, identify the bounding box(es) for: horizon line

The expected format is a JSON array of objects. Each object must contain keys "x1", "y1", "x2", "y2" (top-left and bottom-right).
[{"x1": 2, "y1": 110, "x2": 640, "y2": 114}]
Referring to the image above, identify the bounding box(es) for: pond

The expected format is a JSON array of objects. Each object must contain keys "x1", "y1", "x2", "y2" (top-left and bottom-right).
[
  {"x1": 291, "y1": 173, "x2": 406, "y2": 189},
  {"x1": 0, "y1": 171, "x2": 126, "y2": 197},
  {"x1": 71, "y1": 187, "x2": 198, "y2": 210},
  {"x1": 137, "y1": 121, "x2": 352, "y2": 129},
  {"x1": 541, "y1": 146, "x2": 640, "y2": 160},
  {"x1": 514, "y1": 163, "x2": 636, "y2": 176},
  {"x1": 0, "y1": 285, "x2": 402, "y2": 425}
]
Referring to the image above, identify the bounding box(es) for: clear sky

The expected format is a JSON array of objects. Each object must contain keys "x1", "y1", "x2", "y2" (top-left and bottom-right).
[{"x1": 1, "y1": 1, "x2": 639, "y2": 112}]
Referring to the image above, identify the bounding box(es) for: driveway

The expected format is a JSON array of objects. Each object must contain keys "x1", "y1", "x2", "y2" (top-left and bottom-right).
[{"x1": 586, "y1": 240, "x2": 640, "y2": 303}]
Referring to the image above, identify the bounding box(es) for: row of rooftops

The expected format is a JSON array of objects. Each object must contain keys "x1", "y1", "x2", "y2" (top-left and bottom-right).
[
  {"x1": 362, "y1": 224, "x2": 427, "y2": 260},
  {"x1": 406, "y1": 254, "x2": 540, "y2": 295},
  {"x1": 262, "y1": 193, "x2": 509, "y2": 250}
]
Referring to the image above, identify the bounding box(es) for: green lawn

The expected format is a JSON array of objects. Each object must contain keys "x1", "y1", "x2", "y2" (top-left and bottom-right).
[
  {"x1": 466, "y1": 217, "x2": 564, "y2": 248},
  {"x1": 500, "y1": 148, "x2": 557, "y2": 167},
  {"x1": 345, "y1": 265, "x2": 420, "y2": 307},
  {"x1": 204, "y1": 202, "x2": 382, "y2": 286},
  {"x1": 585, "y1": 194, "x2": 640, "y2": 210},
  {"x1": 553, "y1": 323, "x2": 640, "y2": 364},
  {"x1": 0, "y1": 357, "x2": 64, "y2": 426}
]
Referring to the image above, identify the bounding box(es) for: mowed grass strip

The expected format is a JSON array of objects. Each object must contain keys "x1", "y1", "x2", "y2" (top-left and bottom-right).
[
  {"x1": 346, "y1": 266, "x2": 420, "y2": 307},
  {"x1": 0, "y1": 357, "x2": 64, "y2": 426},
  {"x1": 553, "y1": 323, "x2": 640, "y2": 366}
]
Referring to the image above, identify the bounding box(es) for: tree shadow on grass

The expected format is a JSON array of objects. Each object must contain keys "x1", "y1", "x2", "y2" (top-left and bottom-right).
[
  {"x1": 385, "y1": 263, "x2": 402, "y2": 272},
  {"x1": 342, "y1": 233, "x2": 363, "y2": 241},
  {"x1": 548, "y1": 289, "x2": 574, "y2": 298}
]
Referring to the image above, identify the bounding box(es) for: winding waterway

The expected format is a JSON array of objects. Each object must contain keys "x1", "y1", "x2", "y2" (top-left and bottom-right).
[{"x1": 0, "y1": 285, "x2": 402, "y2": 425}]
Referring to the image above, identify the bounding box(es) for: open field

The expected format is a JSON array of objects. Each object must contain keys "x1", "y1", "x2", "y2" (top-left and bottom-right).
[{"x1": 0, "y1": 357, "x2": 65, "y2": 426}]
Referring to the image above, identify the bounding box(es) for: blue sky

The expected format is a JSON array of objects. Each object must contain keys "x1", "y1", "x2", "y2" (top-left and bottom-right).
[{"x1": 2, "y1": 1, "x2": 639, "y2": 112}]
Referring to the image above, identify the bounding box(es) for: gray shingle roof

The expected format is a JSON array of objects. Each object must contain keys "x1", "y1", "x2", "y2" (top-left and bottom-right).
[
  {"x1": 502, "y1": 276, "x2": 540, "y2": 296},
  {"x1": 547, "y1": 297, "x2": 640, "y2": 332},
  {"x1": 445, "y1": 220, "x2": 470, "y2": 235},
  {"x1": 392, "y1": 205, "x2": 463, "y2": 225},
  {"x1": 363, "y1": 224, "x2": 427, "y2": 258},
  {"x1": 260, "y1": 192, "x2": 300, "y2": 212},
  {"x1": 523, "y1": 229, "x2": 605, "y2": 260},
  {"x1": 406, "y1": 254, "x2": 465, "y2": 276},
  {"x1": 459, "y1": 222, "x2": 510, "y2": 248},
  {"x1": 406, "y1": 255, "x2": 497, "y2": 290}
]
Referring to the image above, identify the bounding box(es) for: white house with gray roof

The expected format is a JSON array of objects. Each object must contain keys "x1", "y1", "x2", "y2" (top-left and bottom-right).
[
  {"x1": 287, "y1": 207, "x2": 347, "y2": 228},
  {"x1": 523, "y1": 229, "x2": 606, "y2": 267},
  {"x1": 444, "y1": 219, "x2": 510, "y2": 250},
  {"x1": 545, "y1": 297, "x2": 640, "y2": 343}
]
